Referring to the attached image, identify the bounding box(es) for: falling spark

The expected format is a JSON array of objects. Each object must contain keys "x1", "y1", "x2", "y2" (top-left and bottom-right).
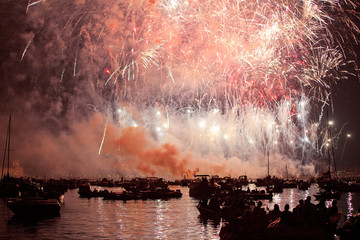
[
  {"x1": 99, "y1": 120, "x2": 108, "y2": 155},
  {"x1": 26, "y1": 0, "x2": 43, "y2": 14},
  {"x1": 21, "y1": 39, "x2": 33, "y2": 61}
]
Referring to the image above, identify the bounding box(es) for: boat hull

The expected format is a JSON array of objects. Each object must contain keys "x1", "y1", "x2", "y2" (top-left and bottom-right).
[{"x1": 7, "y1": 198, "x2": 61, "y2": 217}]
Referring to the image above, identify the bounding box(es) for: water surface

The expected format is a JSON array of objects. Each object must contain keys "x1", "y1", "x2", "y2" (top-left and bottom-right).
[{"x1": 0, "y1": 184, "x2": 359, "y2": 240}]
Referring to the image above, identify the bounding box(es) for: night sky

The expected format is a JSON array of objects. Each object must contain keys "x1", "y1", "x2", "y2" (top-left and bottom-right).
[
  {"x1": 331, "y1": 74, "x2": 360, "y2": 171},
  {"x1": 1, "y1": 0, "x2": 360, "y2": 178}
]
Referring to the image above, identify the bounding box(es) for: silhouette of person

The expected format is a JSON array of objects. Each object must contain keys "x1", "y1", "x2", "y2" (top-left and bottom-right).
[
  {"x1": 280, "y1": 204, "x2": 293, "y2": 225},
  {"x1": 268, "y1": 204, "x2": 281, "y2": 222},
  {"x1": 328, "y1": 199, "x2": 338, "y2": 218},
  {"x1": 253, "y1": 201, "x2": 266, "y2": 216}
]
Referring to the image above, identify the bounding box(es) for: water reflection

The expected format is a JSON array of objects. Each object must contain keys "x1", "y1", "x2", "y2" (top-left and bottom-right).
[
  {"x1": 8, "y1": 215, "x2": 60, "y2": 227},
  {"x1": 0, "y1": 184, "x2": 359, "y2": 239},
  {"x1": 7, "y1": 215, "x2": 60, "y2": 239},
  {"x1": 198, "y1": 215, "x2": 221, "y2": 228},
  {"x1": 289, "y1": 188, "x2": 295, "y2": 209},
  {"x1": 198, "y1": 215, "x2": 221, "y2": 240},
  {"x1": 346, "y1": 192, "x2": 353, "y2": 218}
]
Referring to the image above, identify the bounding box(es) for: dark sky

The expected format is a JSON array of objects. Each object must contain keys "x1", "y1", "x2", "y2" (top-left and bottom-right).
[
  {"x1": 331, "y1": 74, "x2": 360, "y2": 171},
  {"x1": 1, "y1": 0, "x2": 360, "y2": 177}
]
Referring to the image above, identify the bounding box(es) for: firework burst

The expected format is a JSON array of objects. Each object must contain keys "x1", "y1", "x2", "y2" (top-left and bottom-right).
[{"x1": 22, "y1": 0, "x2": 360, "y2": 178}]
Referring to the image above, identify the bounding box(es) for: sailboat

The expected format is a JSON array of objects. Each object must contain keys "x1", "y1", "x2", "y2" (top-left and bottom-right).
[
  {"x1": 7, "y1": 197, "x2": 61, "y2": 217},
  {"x1": 0, "y1": 115, "x2": 19, "y2": 198},
  {"x1": 1, "y1": 115, "x2": 61, "y2": 217},
  {"x1": 1, "y1": 115, "x2": 12, "y2": 181}
]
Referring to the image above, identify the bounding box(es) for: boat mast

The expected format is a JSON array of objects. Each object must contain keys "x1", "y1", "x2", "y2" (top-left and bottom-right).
[
  {"x1": 267, "y1": 149, "x2": 270, "y2": 177},
  {"x1": 1, "y1": 127, "x2": 8, "y2": 179},
  {"x1": 7, "y1": 115, "x2": 11, "y2": 178},
  {"x1": 331, "y1": 135, "x2": 337, "y2": 175},
  {"x1": 326, "y1": 111, "x2": 334, "y2": 178},
  {"x1": 328, "y1": 115, "x2": 331, "y2": 178},
  {"x1": 1, "y1": 115, "x2": 11, "y2": 179}
]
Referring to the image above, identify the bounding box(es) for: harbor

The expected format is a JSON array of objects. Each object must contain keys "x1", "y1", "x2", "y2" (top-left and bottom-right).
[
  {"x1": 1, "y1": 176, "x2": 360, "y2": 239},
  {"x1": 1, "y1": 1, "x2": 360, "y2": 239}
]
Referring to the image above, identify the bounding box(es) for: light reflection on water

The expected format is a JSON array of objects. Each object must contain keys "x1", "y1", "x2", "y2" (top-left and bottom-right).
[
  {"x1": 0, "y1": 184, "x2": 359, "y2": 240},
  {"x1": 262, "y1": 184, "x2": 317, "y2": 211},
  {"x1": 346, "y1": 192, "x2": 353, "y2": 219}
]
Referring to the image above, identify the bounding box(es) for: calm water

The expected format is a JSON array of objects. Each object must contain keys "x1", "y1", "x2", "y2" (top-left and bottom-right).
[{"x1": 0, "y1": 184, "x2": 359, "y2": 240}]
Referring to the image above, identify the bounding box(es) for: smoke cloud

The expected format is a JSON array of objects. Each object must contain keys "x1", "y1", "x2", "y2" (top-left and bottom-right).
[{"x1": 2, "y1": 0, "x2": 342, "y2": 179}]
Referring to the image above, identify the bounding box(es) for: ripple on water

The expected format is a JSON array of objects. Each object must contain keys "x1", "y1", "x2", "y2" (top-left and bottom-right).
[{"x1": 1, "y1": 185, "x2": 359, "y2": 239}]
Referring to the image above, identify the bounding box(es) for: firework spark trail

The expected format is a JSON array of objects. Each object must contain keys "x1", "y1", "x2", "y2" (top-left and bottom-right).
[
  {"x1": 99, "y1": 119, "x2": 108, "y2": 155},
  {"x1": 26, "y1": 0, "x2": 44, "y2": 14},
  {"x1": 21, "y1": 38, "x2": 33, "y2": 61},
  {"x1": 23, "y1": 0, "x2": 360, "y2": 178}
]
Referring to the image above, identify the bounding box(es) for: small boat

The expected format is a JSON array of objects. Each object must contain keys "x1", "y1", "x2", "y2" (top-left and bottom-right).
[
  {"x1": 149, "y1": 188, "x2": 182, "y2": 199},
  {"x1": 267, "y1": 212, "x2": 341, "y2": 240},
  {"x1": 237, "y1": 175, "x2": 249, "y2": 186},
  {"x1": 78, "y1": 184, "x2": 109, "y2": 198},
  {"x1": 189, "y1": 175, "x2": 219, "y2": 199},
  {"x1": 7, "y1": 197, "x2": 61, "y2": 217},
  {"x1": 90, "y1": 178, "x2": 115, "y2": 187},
  {"x1": 337, "y1": 210, "x2": 360, "y2": 240},
  {"x1": 283, "y1": 180, "x2": 297, "y2": 189},
  {"x1": 196, "y1": 205, "x2": 221, "y2": 218},
  {"x1": 196, "y1": 197, "x2": 221, "y2": 217},
  {"x1": 247, "y1": 190, "x2": 273, "y2": 200},
  {"x1": 219, "y1": 214, "x2": 269, "y2": 240},
  {"x1": 103, "y1": 191, "x2": 139, "y2": 201},
  {"x1": 297, "y1": 181, "x2": 310, "y2": 190},
  {"x1": 268, "y1": 223, "x2": 333, "y2": 240},
  {"x1": 180, "y1": 179, "x2": 191, "y2": 187},
  {"x1": 266, "y1": 184, "x2": 283, "y2": 193},
  {"x1": 314, "y1": 190, "x2": 340, "y2": 200},
  {"x1": 1, "y1": 116, "x2": 20, "y2": 198},
  {"x1": 103, "y1": 188, "x2": 182, "y2": 201}
]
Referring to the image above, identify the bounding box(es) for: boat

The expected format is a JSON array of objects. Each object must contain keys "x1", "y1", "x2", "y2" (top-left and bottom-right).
[
  {"x1": 0, "y1": 115, "x2": 20, "y2": 198},
  {"x1": 320, "y1": 179, "x2": 360, "y2": 192},
  {"x1": 219, "y1": 213, "x2": 269, "y2": 240},
  {"x1": 148, "y1": 188, "x2": 182, "y2": 199},
  {"x1": 180, "y1": 178, "x2": 191, "y2": 187},
  {"x1": 0, "y1": 178, "x2": 19, "y2": 198},
  {"x1": 103, "y1": 191, "x2": 140, "y2": 201},
  {"x1": 237, "y1": 175, "x2": 249, "y2": 185},
  {"x1": 266, "y1": 184, "x2": 284, "y2": 193},
  {"x1": 282, "y1": 180, "x2": 297, "y2": 189},
  {"x1": 219, "y1": 196, "x2": 342, "y2": 240},
  {"x1": 314, "y1": 190, "x2": 340, "y2": 200},
  {"x1": 6, "y1": 197, "x2": 61, "y2": 217},
  {"x1": 196, "y1": 205, "x2": 221, "y2": 218},
  {"x1": 247, "y1": 189, "x2": 273, "y2": 200},
  {"x1": 89, "y1": 178, "x2": 115, "y2": 187},
  {"x1": 298, "y1": 180, "x2": 311, "y2": 190},
  {"x1": 254, "y1": 175, "x2": 283, "y2": 187},
  {"x1": 267, "y1": 212, "x2": 341, "y2": 240},
  {"x1": 196, "y1": 198, "x2": 221, "y2": 218},
  {"x1": 103, "y1": 188, "x2": 182, "y2": 201},
  {"x1": 78, "y1": 183, "x2": 109, "y2": 198},
  {"x1": 254, "y1": 176, "x2": 272, "y2": 187},
  {"x1": 188, "y1": 175, "x2": 219, "y2": 199},
  {"x1": 337, "y1": 210, "x2": 360, "y2": 240}
]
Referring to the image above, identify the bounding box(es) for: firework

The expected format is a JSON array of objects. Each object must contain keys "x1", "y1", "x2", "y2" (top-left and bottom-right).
[{"x1": 22, "y1": 0, "x2": 360, "y2": 178}]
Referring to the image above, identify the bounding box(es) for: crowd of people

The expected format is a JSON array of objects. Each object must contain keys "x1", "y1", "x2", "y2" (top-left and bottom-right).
[
  {"x1": 200, "y1": 193, "x2": 340, "y2": 228},
  {"x1": 273, "y1": 196, "x2": 338, "y2": 226},
  {"x1": 219, "y1": 196, "x2": 341, "y2": 239}
]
